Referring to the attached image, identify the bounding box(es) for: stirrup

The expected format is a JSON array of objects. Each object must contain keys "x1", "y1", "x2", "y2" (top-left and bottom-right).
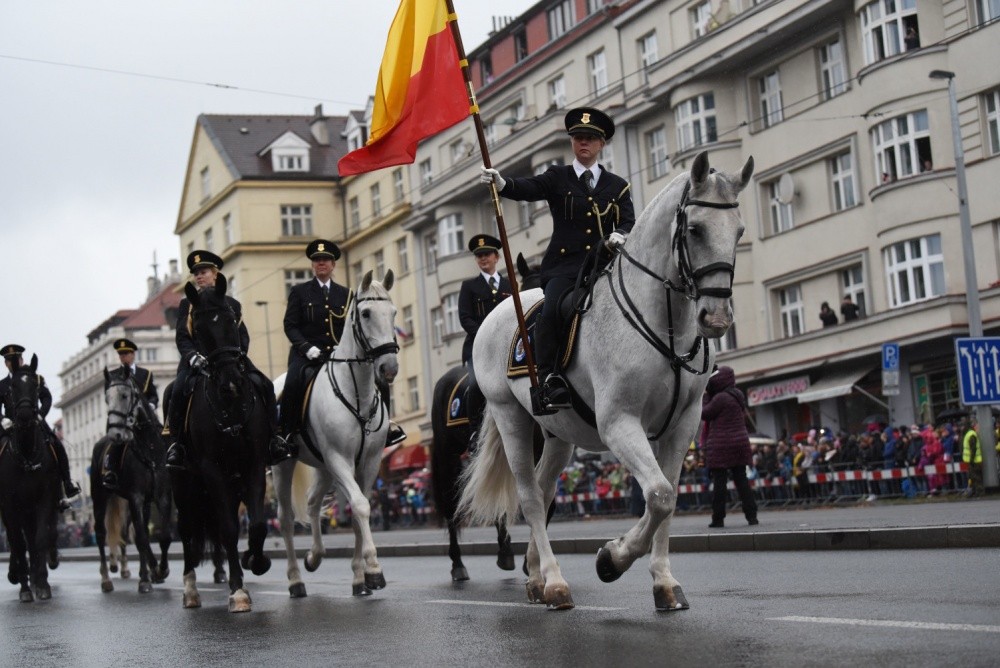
[
  {"x1": 166, "y1": 442, "x2": 187, "y2": 470},
  {"x1": 530, "y1": 386, "x2": 557, "y2": 416},
  {"x1": 541, "y1": 373, "x2": 572, "y2": 410},
  {"x1": 386, "y1": 423, "x2": 407, "y2": 446},
  {"x1": 102, "y1": 472, "x2": 119, "y2": 491},
  {"x1": 268, "y1": 434, "x2": 296, "y2": 465},
  {"x1": 64, "y1": 481, "x2": 81, "y2": 499}
]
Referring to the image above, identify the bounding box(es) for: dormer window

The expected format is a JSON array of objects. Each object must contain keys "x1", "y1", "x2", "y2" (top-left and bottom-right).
[{"x1": 260, "y1": 130, "x2": 311, "y2": 173}]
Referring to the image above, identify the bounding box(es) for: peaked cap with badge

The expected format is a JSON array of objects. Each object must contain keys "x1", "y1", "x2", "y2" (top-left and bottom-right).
[
  {"x1": 186, "y1": 250, "x2": 224, "y2": 272},
  {"x1": 1, "y1": 343, "x2": 25, "y2": 359},
  {"x1": 565, "y1": 107, "x2": 615, "y2": 140},
  {"x1": 109, "y1": 339, "x2": 159, "y2": 406},
  {"x1": 113, "y1": 338, "x2": 138, "y2": 353},
  {"x1": 306, "y1": 239, "x2": 342, "y2": 261},
  {"x1": 468, "y1": 234, "x2": 502, "y2": 255}
]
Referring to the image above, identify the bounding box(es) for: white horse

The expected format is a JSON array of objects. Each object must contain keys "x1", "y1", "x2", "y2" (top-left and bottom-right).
[
  {"x1": 459, "y1": 151, "x2": 753, "y2": 611},
  {"x1": 271, "y1": 270, "x2": 399, "y2": 598}
]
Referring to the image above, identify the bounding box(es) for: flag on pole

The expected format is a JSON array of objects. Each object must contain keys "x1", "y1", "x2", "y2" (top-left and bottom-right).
[{"x1": 338, "y1": 0, "x2": 469, "y2": 176}]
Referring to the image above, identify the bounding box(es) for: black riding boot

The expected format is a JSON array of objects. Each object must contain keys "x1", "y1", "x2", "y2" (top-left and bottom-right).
[
  {"x1": 102, "y1": 441, "x2": 123, "y2": 490},
  {"x1": 530, "y1": 311, "x2": 570, "y2": 415},
  {"x1": 374, "y1": 377, "x2": 406, "y2": 446}
]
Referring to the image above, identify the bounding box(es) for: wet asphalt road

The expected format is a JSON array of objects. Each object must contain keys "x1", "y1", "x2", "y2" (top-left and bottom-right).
[{"x1": 2, "y1": 550, "x2": 999, "y2": 667}]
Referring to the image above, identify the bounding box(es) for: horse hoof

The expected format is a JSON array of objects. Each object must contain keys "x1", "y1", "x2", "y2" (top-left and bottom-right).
[
  {"x1": 152, "y1": 569, "x2": 167, "y2": 584},
  {"x1": 352, "y1": 584, "x2": 372, "y2": 597},
  {"x1": 109, "y1": 564, "x2": 118, "y2": 574},
  {"x1": 138, "y1": 581, "x2": 153, "y2": 594},
  {"x1": 544, "y1": 584, "x2": 574, "y2": 611},
  {"x1": 451, "y1": 567, "x2": 470, "y2": 582},
  {"x1": 19, "y1": 589, "x2": 34, "y2": 603},
  {"x1": 213, "y1": 571, "x2": 228, "y2": 584},
  {"x1": 526, "y1": 580, "x2": 545, "y2": 604},
  {"x1": 36, "y1": 584, "x2": 52, "y2": 601},
  {"x1": 289, "y1": 582, "x2": 307, "y2": 598},
  {"x1": 8, "y1": 572, "x2": 18, "y2": 585},
  {"x1": 497, "y1": 553, "x2": 516, "y2": 571},
  {"x1": 228, "y1": 589, "x2": 252, "y2": 613},
  {"x1": 121, "y1": 569, "x2": 131, "y2": 580},
  {"x1": 303, "y1": 553, "x2": 321, "y2": 573},
  {"x1": 365, "y1": 572, "x2": 386, "y2": 590},
  {"x1": 183, "y1": 593, "x2": 201, "y2": 609},
  {"x1": 595, "y1": 547, "x2": 623, "y2": 583},
  {"x1": 654, "y1": 584, "x2": 690, "y2": 612},
  {"x1": 250, "y1": 555, "x2": 271, "y2": 577},
  {"x1": 48, "y1": 552, "x2": 59, "y2": 570},
  {"x1": 101, "y1": 581, "x2": 114, "y2": 593},
  {"x1": 240, "y1": 551, "x2": 252, "y2": 570}
]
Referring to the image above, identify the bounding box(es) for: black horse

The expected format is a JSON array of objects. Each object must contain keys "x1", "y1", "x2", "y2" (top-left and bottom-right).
[
  {"x1": 0, "y1": 354, "x2": 61, "y2": 602},
  {"x1": 430, "y1": 254, "x2": 544, "y2": 581},
  {"x1": 170, "y1": 275, "x2": 271, "y2": 612},
  {"x1": 90, "y1": 367, "x2": 172, "y2": 594}
]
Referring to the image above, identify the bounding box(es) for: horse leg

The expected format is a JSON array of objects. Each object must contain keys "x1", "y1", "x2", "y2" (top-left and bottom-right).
[
  {"x1": 7, "y1": 523, "x2": 33, "y2": 603},
  {"x1": 495, "y1": 521, "x2": 515, "y2": 571},
  {"x1": 212, "y1": 544, "x2": 228, "y2": 584},
  {"x1": 224, "y1": 497, "x2": 252, "y2": 613},
  {"x1": 273, "y1": 460, "x2": 307, "y2": 597},
  {"x1": 649, "y1": 439, "x2": 690, "y2": 612},
  {"x1": 93, "y1": 492, "x2": 113, "y2": 592},
  {"x1": 29, "y1": 507, "x2": 52, "y2": 601},
  {"x1": 240, "y1": 470, "x2": 271, "y2": 578},
  {"x1": 447, "y1": 519, "x2": 469, "y2": 581},
  {"x1": 329, "y1": 457, "x2": 384, "y2": 596},
  {"x1": 525, "y1": 436, "x2": 574, "y2": 602},
  {"x1": 153, "y1": 483, "x2": 172, "y2": 583},
  {"x1": 126, "y1": 494, "x2": 154, "y2": 594},
  {"x1": 302, "y1": 469, "x2": 331, "y2": 575}
]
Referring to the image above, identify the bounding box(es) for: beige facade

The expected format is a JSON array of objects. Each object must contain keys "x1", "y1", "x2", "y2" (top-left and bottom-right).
[{"x1": 400, "y1": 0, "x2": 1000, "y2": 438}]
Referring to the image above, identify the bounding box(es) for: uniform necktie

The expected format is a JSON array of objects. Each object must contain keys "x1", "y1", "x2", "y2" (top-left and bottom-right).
[
  {"x1": 322, "y1": 284, "x2": 330, "y2": 300},
  {"x1": 489, "y1": 276, "x2": 498, "y2": 292},
  {"x1": 581, "y1": 170, "x2": 594, "y2": 193}
]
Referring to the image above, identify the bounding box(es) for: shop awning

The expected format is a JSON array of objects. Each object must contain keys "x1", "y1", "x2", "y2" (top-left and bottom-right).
[
  {"x1": 388, "y1": 444, "x2": 428, "y2": 471},
  {"x1": 797, "y1": 366, "x2": 872, "y2": 403}
]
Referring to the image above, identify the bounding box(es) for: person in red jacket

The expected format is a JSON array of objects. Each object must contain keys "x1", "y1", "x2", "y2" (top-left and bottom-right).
[{"x1": 700, "y1": 365, "x2": 759, "y2": 528}]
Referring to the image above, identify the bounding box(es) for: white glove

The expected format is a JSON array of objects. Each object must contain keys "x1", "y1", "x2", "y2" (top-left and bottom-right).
[
  {"x1": 480, "y1": 166, "x2": 506, "y2": 191},
  {"x1": 306, "y1": 346, "x2": 322, "y2": 361},
  {"x1": 1, "y1": 418, "x2": 11, "y2": 431},
  {"x1": 606, "y1": 231, "x2": 627, "y2": 250},
  {"x1": 190, "y1": 353, "x2": 208, "y2": 370}
]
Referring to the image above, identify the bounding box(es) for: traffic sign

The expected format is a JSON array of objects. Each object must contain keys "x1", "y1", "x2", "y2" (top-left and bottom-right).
[
  {"x1": 954, "y1": 337, "x2": 1000, "y2": 405},
  {"x1": 882, "y1": 343, "x2": 900, "y2": 371}
]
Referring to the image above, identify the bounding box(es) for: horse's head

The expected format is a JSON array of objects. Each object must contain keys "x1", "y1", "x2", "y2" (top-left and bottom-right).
[
  {"x1": 185, "y1": 274, "x2": 247, "y2": 393},
  {"x1": 350, "y1": 269, "x2": 400, "y2": 384},
  {"x1": 673, "y1": 151, "x2": 754, "y2": 338},
  {"x1": 103, "y1": 367, "x2": 141, "y2": 444},
  {"x1": 9, "y1": 354, "x2": 40, "y2": 429},
  {"x1": 516, "y1": 252, "x2": 542, "y2": 291}
]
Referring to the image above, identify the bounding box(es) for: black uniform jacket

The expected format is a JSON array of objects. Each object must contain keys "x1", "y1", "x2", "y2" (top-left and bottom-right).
[
  {"x1": 0, "y1": 373, "x2": 52, "y2": 418},
  {"x1": 283, "y1": 279, "x2": 351, "y2": 364},
  {"x1": 500, "y1": 164, "x2": 635, "y2": 281},
  {"x1": 109, "y1": 365, "x2": 159, "y2": 408},
  {"x1": 458, "y1": 274, "x2": 512, "y2": 364},
  {"x1": 175, "y1": 295, "x2": 250, "y2": 364}
]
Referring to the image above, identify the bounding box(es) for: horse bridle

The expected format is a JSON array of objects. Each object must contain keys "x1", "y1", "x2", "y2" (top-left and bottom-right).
[
  {"x1": 6, "y1": 372, "x2": 43, "y2": 469},
  {"x1": 605, "y1": 177, "x2": 740, "y2": 440},
  {"x1": 193, "y1": 304, "x2": 255, "y2": 434},
  {"x1": 106, "y1": 378, "x2": 144, "y2": 435}
]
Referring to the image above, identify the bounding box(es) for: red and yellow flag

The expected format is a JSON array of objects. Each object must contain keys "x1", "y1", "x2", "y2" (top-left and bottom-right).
[{"x1": 338, "y1": 0, "x2": 469, "y2": 176}]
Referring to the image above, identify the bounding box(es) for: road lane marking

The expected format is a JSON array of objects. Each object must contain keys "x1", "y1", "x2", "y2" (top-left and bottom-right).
[
  {"x1": 770, "y1": 616, "x2": 1000, "y2": 634},
  {"x1": 428, "y1": 599, "x2": 626, "y2": 612}
]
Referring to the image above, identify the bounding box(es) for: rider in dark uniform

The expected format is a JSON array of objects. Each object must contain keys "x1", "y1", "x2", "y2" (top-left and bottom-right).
[
  {"x1": 101, "y1": 338, "x2": 160, "y2": 490},
  {"x1": 458, "y1": 234, "x2": 512, "y2": 367},
  {"x1": 281, "y1": 239, "x2": 405, "y2": 446},
  {"x1": 480, "y1": 107, "x2": 635, "y2": 414},
  {"x1": 0, "y1": 344, "x2": 81, "y2": 509},
  {"x1": 164, "y1": 251, "x2": 293, "y2": 468}
]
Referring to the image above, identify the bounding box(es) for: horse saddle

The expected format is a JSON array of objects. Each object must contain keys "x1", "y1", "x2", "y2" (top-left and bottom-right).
[{"x1": 506, "y1": 290, "x2": 585, "y2": 379}]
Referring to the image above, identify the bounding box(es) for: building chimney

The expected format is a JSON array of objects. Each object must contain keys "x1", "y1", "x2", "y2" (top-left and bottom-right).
[
  {"x1": 310, "y1": 104, "x2": 329, "y2": 146},
  {"x1": 147, "y1": 275, "x2": 161, "y2": 301},
  {"x1": 168, "y1": 259, "x2": 180, "y2": 282}
]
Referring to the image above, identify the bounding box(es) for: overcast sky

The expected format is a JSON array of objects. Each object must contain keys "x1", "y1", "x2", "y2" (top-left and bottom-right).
[{"x1": 0, "y1": 1, "x2": 537, "y2": 408}]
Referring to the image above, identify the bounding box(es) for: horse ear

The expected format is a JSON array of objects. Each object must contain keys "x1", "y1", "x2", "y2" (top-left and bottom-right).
[
  {"x1": 104, "y1": 367, "x2": 111, "y2": 388},
  {"x1": 215, "y1": 273, "x2": 228, "y2": 298},
  {"x1": 516, "y1": 253, "x2": 528, "y2": 279},
  {"x1": 29, "y1": 354, "x2": 38, "y2": 373},
  {"x1": 184, "y1": 281, "x2": 199, "y2": 305},
  {"x1": 738, "y1": 155, "x2": 755, "y2": 190},
  {"x1": 360, "y1": 270, "x2": 373, "y2": 293},
  {"x1": 382, "y1": 269, "x2": 394, "y2": 292},
  {"x1": 691, "y1": 151, "x2": 710, "y2": 187}
]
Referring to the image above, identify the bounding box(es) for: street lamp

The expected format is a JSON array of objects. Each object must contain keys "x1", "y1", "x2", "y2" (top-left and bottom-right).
[
  {"x1": 255, "y1": 301, "x2": 274, "y2": 378},
  {"x1": 929, "y1": 69, "x2": 998, "y2": 487}
]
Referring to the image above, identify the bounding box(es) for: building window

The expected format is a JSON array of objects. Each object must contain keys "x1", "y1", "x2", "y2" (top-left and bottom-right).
[
  {"x1": 758, "y1": 71, "x2": 783, "y2": 128},
  {"x1": 419, "y1": 159, "x2": 433, "y2": 186},
  {"x1": 280, "y1": 204, "x2": 312, "y2": 236},
  {"x1": 860, "y1": 0, "x2": 919, "y2": 65},
  {"x1": 691, "y1": 1, "x2": 712, "y2": 38},
  {"x1": 437, "y1": 213, "x2": 464, "y2": 257},
  {"x1": 203, "y1": 227, "x2": 214, "y2": 253},
  {"x1": 396, "y1": 237, "x2": 409, "y2": 274},
  {"x1": 871, "y1": 110, "x2": 932, "y2": 182},
  {"x1": 768, "y1": 181, "x2": 794, "y2": 234},
  {"x1": 430, "y1": 306, "x2": 444, "y2": 346},
  {"x1": 841, "y1": 265, "x2": 867, "y2": 317},
  {"x1": 277, "y1": 154, "x2": 303, "y2": 171},
  {"x1": 548, "y1": 75, "x2": 566, "y2": 110},
  {"x1": 586, "y1": 0, "x2": 604, "y2": 13},
  {"x1": 710, "y1": 323, "x2": 737, "y2": 353},
  {"x1": 675, "y1": 93, "x2": 716, "y2": 151},
  {"x1": 443, "y1": 293, "x2": 460, "y2": 334},
  {"x1": 978, "y1": 0, "x2": 1000, "y2": 24},
  {"x1": 548, "y1": 0, "x2": 574, "y2": 40},
  {"x1": 424, "y1": 234, "x2": 438, "y2": 273},
  {"x1": 483, "y1": 123, "x2": 497, "y2": 146},
  {"x1": 199, "y1": 166, "x2": 210, "y2": 203},
  {"x1": 885, "y1": 235, "x2": 945, "y2": 307},
  {"x1": 638, "y1": 32, "x2": 658, "y2": 84},
  {"x1": 778, "y1": 285, "x2": 805, "y2": 338},
  {"x1": 514, "y1": 28, "x2": 528, "y2": 62},
  {"x1": 370, "y1": 183, "x2": 382, "y2": 219},
  {"x1": 223, "y1": 214, "x2": 234, "y2": 246},
  {"x1": 986, "y1": 90, "x2": 1000, "y2": 156},
  {"x1": 284, "y1": 269, "x2": 310, "y2": 295},
  {"x1": 402, "y1": 305, "x2": 414, "y2": 342},
  {"x1": 819, "y1": 39, "x2": 848, "y2": 100},
  {"x1": 831, "y1": 152, "x2": 857, "y2": 211},
  {"x1": 351, "y1": 261, "x2": 363, "y2": 284},
  {"x1": 450, "y1": 139, "x2": 466, "y2": 165},
  {"x1": 374, "y1": 250, "x2": 385, "y2": 280},
  {"x1": 407, "y1": 376, "x2": 420, "y2": 412},
  {"x1": 480, "y1": 54, "x2": 493, "y2": 84},
  {"x1": 348, "y1": 196, "x2": 360, "y2": 231},
  {"x1": 588, "y1": 49, "x2": 607, "y2": 96},
  {"x1": 393, "y1": 168, "x2": 405, "y2": 202},
  {"x1": 645, "y1": 127, "x2": 669, "y2": 180}
]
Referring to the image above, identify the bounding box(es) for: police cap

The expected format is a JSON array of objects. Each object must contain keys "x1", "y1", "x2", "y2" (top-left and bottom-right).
[
  {"x1": 113, "y1": 338, "x2": 138, "y2": 354},
  {"x1": 468, "y1": 234, "x2": 502, "y2": 255},
  {"x1": 1, "y1": 344, "x2": 25, "y2": 359},
  {"x1": 306, "y1": 239, "x2": 342, "y2": 261},
  {"x1": 186, "y1": 250, "x2": 224, "y2": 272},
  {"x1": 565, "y1": 107, "x2": 615, "y2": 141}
]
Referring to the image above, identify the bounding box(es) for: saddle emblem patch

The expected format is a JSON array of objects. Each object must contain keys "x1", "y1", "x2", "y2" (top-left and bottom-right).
[
  {"x1": 449, "y1": 396, "x2": 462, "y2": 419},
  {"x1": 514, "y1": 338, "x2": 527, "y2": 364}
]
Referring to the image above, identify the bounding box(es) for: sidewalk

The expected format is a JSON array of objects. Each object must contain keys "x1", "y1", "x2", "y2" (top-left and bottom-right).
[{"x1": 16, "y1": 496, "x2": 999, "y2": 563}]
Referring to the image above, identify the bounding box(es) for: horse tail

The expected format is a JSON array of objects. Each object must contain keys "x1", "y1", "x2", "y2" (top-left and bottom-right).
[
  {"x1": 105, "y1": 496, "x2": 128, "y2": 553},
  {"x1": 457, "y1": 408, "x2": 518, "y2": 526},
  {"x1": 430, "y1": 374, "x2": 462, "y2": 526},
  {"x1": 290, "y1": 462, "x2": 312, "y2": 525}
]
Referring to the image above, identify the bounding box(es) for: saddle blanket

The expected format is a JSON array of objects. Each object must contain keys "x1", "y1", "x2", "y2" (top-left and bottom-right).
[
  {"x1": 506, "y1": 300, "x2": 581, "y2": 379},
  {"x1": 444, "y1": 372, "x2": 471, "y2": 428}
]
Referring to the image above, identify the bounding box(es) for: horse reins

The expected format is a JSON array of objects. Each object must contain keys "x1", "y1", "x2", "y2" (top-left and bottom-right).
[
  {"x1": 105, "y1": 378, "x2": 159, "y2": 468},
  {"x1": 193, "y1": 301, "x2": 257, "y2": 436}
]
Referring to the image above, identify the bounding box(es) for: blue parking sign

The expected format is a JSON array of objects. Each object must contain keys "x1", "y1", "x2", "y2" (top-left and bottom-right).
[
  {"x1": 882, "y1": 343, "x2": 900, "y2": 371},
  {"x1": 955, "y1": 337, "x2": 1000, "y2": 405}
]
